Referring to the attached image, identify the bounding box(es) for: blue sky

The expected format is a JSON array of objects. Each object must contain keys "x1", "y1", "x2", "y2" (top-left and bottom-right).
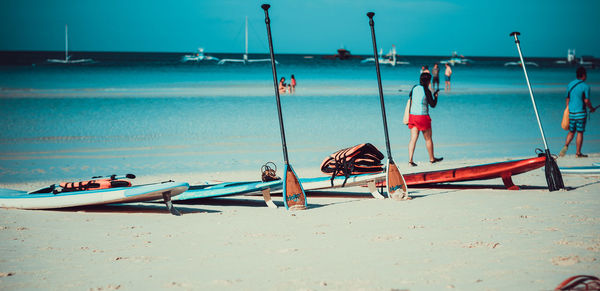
[{"x1": 1, "y1": 0, "x2": 598, "y2": 57}]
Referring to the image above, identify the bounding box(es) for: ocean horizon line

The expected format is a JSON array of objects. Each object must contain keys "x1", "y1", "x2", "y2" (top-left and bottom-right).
[{"x1": 0, "y1": 50, "x2": 583, "y2": 61}]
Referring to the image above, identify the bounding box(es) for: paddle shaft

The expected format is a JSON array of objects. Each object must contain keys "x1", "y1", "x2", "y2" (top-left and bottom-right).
[
  {"x1": 367, "y1": 12, "x2": 394, "y2": 161},
  {"x1": 262, "y1": 4, "x2": 290, "y2": 164},
  {"x1": 510, "y1": 32, "x2": 550, "y2": 150}
]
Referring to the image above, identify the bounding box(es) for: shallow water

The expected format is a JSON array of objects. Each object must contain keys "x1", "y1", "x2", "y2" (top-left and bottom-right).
[{"x1": 0, "y1": 52, "x2": 598, "y2": 183}]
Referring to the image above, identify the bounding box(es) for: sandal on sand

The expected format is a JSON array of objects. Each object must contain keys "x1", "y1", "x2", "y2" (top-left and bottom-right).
[
  {"x1": 409, "y1": 161, "x2": 418, "y2": 167},
  {"x1": 430, "y1": 157, "x2": 443, "y2": 164},
  {"x1": 559, "y1": 146, "x2": 568, "y2": 157},
  {"x1": 576, "y1": 153, "x2": 588, "y2": 158}
]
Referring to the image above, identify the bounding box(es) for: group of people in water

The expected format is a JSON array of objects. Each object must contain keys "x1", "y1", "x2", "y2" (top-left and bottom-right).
[
  {"x1": 278, "y1": 75, "x2": 296, "y2": 94},
  {"x1": 420, "y1": 63, "x2": 452, "y2": 92}
]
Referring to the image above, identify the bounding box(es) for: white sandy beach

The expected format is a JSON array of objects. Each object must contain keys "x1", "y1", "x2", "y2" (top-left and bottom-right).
[{"x1": 0, "y1": 154, "x2": 599, "y2": 290}]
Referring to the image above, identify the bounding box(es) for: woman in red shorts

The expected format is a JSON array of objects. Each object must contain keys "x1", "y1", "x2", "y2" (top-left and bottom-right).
[{"x1": 407, "y1": 73, "x2": 443, "y2": 166}]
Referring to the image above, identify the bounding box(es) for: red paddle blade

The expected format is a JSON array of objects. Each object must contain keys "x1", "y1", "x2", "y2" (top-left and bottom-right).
[
  {"x1": 283, "y1": 164, "x2": 307, "y2": 210},
  {"x1": 386, "y1": 160, "x2": 409, "y2": 200}
]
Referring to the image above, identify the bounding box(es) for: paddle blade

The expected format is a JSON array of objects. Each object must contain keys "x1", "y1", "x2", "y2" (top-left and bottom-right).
[
  {"x1": 386, "y1": 159, "x2": 409, "y2": 200},
  {"x1": 544, "y1": 150, "x2": 565, "y2": 191},
  {"x1": 283, "y1": 164, "x2": 307, "y2": 210}
]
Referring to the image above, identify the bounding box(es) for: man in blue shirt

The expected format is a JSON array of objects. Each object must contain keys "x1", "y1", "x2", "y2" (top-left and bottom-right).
[{"x1": 559, "y1": 67, "x2": 596, "y2": 157}]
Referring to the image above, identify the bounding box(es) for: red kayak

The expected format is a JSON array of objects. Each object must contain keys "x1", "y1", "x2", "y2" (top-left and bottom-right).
[{"x1": 375, "y1": 156, "x2": 546, "y2": 190}]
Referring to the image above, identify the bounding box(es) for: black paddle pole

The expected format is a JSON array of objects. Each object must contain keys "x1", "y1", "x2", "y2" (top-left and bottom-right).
[
  {"x1": 367, "y1": 12, "x2": 394, "y2": 162},
  {"x1": 510, "y1": 32, "x2": 564, "y2": 191},
  {"x1": 262, "y1": 4, "x2": 307, "y2": 210},
  {"x1": 262, "y1": 4, "x2": 289, "y2": 164}
]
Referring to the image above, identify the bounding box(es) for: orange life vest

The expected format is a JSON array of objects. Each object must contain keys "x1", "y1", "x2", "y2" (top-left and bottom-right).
[
  {"x1": 59, "y1": 179, "x2": 131, "y2": 192},
  {"x1": 320, "y1": 143, "x2": 384, "y2": 186}
]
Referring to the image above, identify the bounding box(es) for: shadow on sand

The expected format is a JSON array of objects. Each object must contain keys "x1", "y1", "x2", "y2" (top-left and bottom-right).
[{"x1": 46, "y1": 203, "x2": 217, "y2": 215}]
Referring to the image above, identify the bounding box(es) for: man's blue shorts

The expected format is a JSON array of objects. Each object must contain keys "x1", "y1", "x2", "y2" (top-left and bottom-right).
[{"x1": 569, "y1": 118, "x2": 587, "y2": 132}]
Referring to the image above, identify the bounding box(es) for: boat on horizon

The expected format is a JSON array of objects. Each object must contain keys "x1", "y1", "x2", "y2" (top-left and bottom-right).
[
  {"x1": 47, "y1": 25, "x2": 93, "y2": 64},
  {"x1": 555, "y1": 49, "x2": 595, "y2": 68},
  {"x1": 181, "y1": 48, "x2": 219, "y2": 62},
  {"x1": 361, "y1": 45, "x2": 409, "y2": 66},
  {"x1": 504, "y1": 60, "x2": 539, "y2": 67},
  {"x1": 440, "y1": 51, "x2": 471, "y2": 66},
  {"x1": 322, "y1": 47, "x2": 362, "y2": 60},
  {"x1": 218, "y1": 16, "x2": 275, "y2": 65}
]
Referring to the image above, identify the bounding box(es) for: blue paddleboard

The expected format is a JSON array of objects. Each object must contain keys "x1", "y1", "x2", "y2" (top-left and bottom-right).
[
  {"x1": 176, "y1": 172, "x2": 387, "y2": 202},
  {"x1": 173, "y1": 180, "x2": 283, "y2": 200}
]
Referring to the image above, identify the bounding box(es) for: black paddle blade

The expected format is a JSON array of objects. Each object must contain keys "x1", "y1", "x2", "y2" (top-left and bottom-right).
[{"x1": 544, "y1": 150, "x2": 564, "y2": 191}]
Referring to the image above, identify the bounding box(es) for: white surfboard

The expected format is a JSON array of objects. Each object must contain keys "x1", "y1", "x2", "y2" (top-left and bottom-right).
[{"x1": 0, "y1": 181, "x2": 189, "y2": 215}]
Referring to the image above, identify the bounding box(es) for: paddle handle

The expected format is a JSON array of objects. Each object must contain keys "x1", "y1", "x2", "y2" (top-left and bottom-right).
[
  {"x1": 510, "y1": 32, "x2": 550, "y2": 151},
  {"x1": 367, "y1": 12, "x2": 394, "y2": 162},
  {"x1": 262, "y1": 4, "x2": 290, "y2": 164}
]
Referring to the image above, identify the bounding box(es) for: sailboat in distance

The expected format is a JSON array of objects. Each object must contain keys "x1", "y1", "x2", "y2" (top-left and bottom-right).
[
  {"x1": 218, "y1": 16, "x2": 276, "y2": 64},
  {"x1": 47, "y1": 25, "x2": 93, "y2": 64}
]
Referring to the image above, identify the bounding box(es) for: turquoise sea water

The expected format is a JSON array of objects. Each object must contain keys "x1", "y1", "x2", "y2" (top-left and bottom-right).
[{"x1": 0, "y1": 52, "x2": 598, "y2": 183}]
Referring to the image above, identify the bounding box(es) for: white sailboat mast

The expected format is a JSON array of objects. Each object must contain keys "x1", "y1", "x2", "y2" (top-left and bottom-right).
[
  {"x1": 244, "y1": 16, "x2": 248, "y2": 62},
  {"x1": 65, "y1": 24, "x2": 68, "y2": 61}
]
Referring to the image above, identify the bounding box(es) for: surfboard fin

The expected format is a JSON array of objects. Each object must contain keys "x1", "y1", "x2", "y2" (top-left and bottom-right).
[
  {"x1": 162, "y1": 191, "x2": 181, "y2": 216},
  {"x1": 262, "y1": 188, "x2": 278, "y2": 209},
  {"x1": 367, "y1": 180, "x2": 385, "y2": 199}
]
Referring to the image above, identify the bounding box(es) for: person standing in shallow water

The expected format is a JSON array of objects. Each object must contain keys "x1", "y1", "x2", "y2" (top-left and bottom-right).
[
  {"x1": 407, "y1": 73, "x2": 443, "y2": 166},
  {"x1": 559, "y1": 67, "x2": 595, "y2": 158},
  {"x1": 289, "y1": 74, "x2": 296, "y2": 94},
  {"x1": 432, "y1": 63, "x2": 440, "y2": 91},
  {"x1": 444, "y1": 63, "x2": 452, "y2": 92}
]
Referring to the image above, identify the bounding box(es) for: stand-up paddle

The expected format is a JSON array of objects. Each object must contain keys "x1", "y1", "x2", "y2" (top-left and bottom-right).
[
  {"x1": 261, "y1": 4, "x2": 307, "y2": 210},
  {"x1": 510, "y1": 32, "x2": 564, "y2": 192},
  {"x1": 367, "y1": 12, "x2": 409, "y2": 200}
]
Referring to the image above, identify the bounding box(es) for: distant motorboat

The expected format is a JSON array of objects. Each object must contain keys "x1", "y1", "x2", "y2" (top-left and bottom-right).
[
  {"x1": 504, "y1": 60, "x2": 539, "y2": 67},
  {"x1": 323, "y1": 47, "x2": 361, "y2": 60},
  {"x1": 47, "y1": 25, "x2": 93, "y2": 64},
  {"x1": 181, "y1": 48, "x2": 219, "y2": 62},
  {"x1": 440, "y1": 51, "x2": 471, "y2": 66},
  {"x1": 218, "y1": 16, "x2": 276, "y2": 65},
  {"x1": 361, "y1": 45, "x2": 409, "y2": 66}
]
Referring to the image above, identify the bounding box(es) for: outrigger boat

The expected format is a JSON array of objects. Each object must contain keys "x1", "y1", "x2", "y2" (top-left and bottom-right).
[
  {"x1": 505, "y1": 60, "x2": 539, "y2": 67},
  {"x1": 361, "y1": 45, "x2": 409, "y2": 66},
  {"x1": 555, "y1": 49, "x2": 595, "y2": 67},
  {"x1": 181, "y1": 48, "x2": 219, "y2": 62},
  {"x1": 440, "y1": 51, "x2": 471, "y2": 66}
]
